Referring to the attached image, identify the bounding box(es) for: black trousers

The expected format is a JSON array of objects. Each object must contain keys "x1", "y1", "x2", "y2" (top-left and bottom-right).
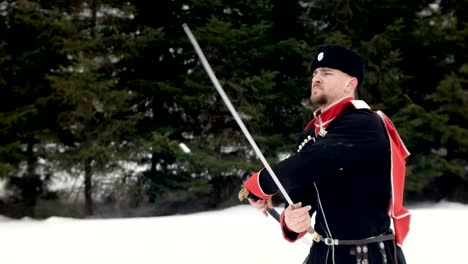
[{"x1": 304, "y1": 239, "x2": 407, "y2": 264}]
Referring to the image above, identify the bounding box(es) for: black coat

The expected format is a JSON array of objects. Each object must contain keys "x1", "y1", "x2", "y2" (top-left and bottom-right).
[{"x1": 259, "y1": 106, "x2": 407, "y2": 264}]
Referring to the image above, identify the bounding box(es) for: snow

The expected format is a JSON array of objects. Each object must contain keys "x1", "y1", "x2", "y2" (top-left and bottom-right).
[
  {"x1": 179, "y1": 142, "x2": 191, "y2": 153},
  {"x1": 0, "y1": 201, "x2": 467, "y2": 264},
  {"x1": 0, "y1": 179, "x2": 7, "y2": 198}
]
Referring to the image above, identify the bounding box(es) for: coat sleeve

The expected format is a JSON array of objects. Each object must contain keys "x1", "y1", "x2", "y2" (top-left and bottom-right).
[{"x1": 259, "y1": 109, "x2": 386, "y2": 194}]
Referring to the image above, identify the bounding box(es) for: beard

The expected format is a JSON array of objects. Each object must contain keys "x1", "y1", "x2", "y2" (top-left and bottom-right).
[{"x1": 310, "y1": 93, "x2": 328, "y2": 106}]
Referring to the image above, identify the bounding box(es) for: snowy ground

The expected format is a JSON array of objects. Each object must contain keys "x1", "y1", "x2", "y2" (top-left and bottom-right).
[{"x1": 0, "y1": 201, "x2": 467, "y2": 264}]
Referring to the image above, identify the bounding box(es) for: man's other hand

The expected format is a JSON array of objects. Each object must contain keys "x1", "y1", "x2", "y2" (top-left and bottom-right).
[
  {"x1": 248, "y1": 197, "x2": 273, "y2": 217},
  {"x1": 284, "y1": 202, "x2": 312, "y2": 233}
]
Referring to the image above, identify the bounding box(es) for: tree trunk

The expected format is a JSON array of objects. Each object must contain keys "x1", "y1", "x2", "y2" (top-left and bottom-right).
[
  {"x1": 82, "y1": 0, "x2": 98, "y2": 218},
  {"x1": 84, "y1": 157, "x2": 94, "y2": 215},
  {"x1": 90, "y1": 0, "x2": 97, "y2": 36},
  {"x1": 23, "y1": 139, "x2": 41, "y2": 214}
]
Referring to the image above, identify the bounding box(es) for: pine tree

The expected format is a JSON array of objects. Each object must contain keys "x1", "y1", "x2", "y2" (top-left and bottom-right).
[
  {"x1": 110, "y1": 0, "x2": 317, "y2": 210},
  {"x1": 407, "y1": 0, "x2": 468, "y2": 201},
  {"x1": 47, "y1": 0, "x2": 141, "y2": 215},
  {"x1": 0, "y1": 0, "x2": 72, "y2": 216}
]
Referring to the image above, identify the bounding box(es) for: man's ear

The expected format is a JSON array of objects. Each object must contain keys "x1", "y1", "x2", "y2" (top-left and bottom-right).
[{"x1": 344, "y1": 77, "x2": 358, "y2": 94}]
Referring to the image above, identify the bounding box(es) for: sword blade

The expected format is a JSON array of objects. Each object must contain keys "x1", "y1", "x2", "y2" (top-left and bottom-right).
[{"x1": 182, "y1": 23, "x2": 294, "y2": 206}]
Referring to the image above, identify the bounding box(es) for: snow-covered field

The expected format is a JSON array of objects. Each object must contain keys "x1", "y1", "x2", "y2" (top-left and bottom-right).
[{"x1": 0, "y1": 201, "x2": 467, "y2": 264}]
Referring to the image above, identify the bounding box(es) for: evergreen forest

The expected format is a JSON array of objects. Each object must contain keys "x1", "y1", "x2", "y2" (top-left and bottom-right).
[{"x1": 0, "y1": 0, "x2": 467, "y2": 218}]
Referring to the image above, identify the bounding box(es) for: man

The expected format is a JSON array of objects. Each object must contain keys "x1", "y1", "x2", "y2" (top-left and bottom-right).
[{"x1": 240, "y1": 45, "x2": 410, "y2": 264}]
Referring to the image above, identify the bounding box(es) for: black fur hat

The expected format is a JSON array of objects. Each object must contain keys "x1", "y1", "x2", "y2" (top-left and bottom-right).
[{"x1": 310, "y1": 45, "x2": 365, "y2": 84}]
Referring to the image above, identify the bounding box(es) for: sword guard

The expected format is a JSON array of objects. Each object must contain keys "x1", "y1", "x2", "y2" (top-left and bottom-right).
[
  {"x1": 238, "y1": 188, "x2": 250, "y2": 201},
  {"x1": 239, "y1": 187, "x2": 262, "y2": 202}
]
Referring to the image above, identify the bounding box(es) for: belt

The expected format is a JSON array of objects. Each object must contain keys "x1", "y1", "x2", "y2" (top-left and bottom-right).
[{"x1": 312, "y1": 231, "x2": 395, "y2": 246}]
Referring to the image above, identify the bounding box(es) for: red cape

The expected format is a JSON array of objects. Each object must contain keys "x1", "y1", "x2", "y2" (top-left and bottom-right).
[{"x1": 376, "y1": 110, "x2": 411, "y2": 246}]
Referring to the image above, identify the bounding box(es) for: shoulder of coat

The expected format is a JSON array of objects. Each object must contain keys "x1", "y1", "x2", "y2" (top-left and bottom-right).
[{"x1": 349, "y1": 100, "x2": 371, "y2": 110}]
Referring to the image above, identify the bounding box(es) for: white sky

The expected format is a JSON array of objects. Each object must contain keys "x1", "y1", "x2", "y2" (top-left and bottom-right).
[{"x1": 0, "y1": 201, "x2": 467, "y2": 264}]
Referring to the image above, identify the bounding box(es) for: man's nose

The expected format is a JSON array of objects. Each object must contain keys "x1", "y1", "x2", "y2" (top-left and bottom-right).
[{"x1": 312, "y1": 75, "x2": 321, "y2": 84}]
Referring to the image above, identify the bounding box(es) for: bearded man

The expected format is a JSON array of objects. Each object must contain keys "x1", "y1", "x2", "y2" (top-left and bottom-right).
[{"x1": 242, "y1": 45, "x2": 410, "y2": 264}]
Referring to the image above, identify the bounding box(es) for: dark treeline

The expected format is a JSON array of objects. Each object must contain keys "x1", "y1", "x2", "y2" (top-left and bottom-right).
[{"x1": 0, "y1": 0, "x2": 466, "y2": 218}]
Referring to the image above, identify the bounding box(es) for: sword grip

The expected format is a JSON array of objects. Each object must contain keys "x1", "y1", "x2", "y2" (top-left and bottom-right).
[{"x1": 265, "y1": 207, "x2": 280, "y2": 222}]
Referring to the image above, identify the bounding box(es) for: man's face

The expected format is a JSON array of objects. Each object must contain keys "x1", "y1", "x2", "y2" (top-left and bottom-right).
[{"x1": 310, "y1": 67, "x2": 353, "y2": 107}]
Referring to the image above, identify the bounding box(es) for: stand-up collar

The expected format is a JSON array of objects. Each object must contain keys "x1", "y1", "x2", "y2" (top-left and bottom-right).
[
  {"x1": 304, "y1": 96, "x2": 354, "y2": 135},
  {"x1": 314, "y1": 96, "x2": 354, "y2": 121}
]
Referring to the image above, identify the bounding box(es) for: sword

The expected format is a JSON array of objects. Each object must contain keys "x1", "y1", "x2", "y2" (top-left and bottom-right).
[
  {"x1": 182, "y1": 23, "x2": 295, "y2": 205},
  {"x1": 182, "y1": 23, "x2": 315, "y2": 237}
]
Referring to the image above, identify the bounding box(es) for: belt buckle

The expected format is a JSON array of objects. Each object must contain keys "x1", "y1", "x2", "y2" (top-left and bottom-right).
[{"x1": 324, "y1": 237, "x2": 337, "y2": 246}]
